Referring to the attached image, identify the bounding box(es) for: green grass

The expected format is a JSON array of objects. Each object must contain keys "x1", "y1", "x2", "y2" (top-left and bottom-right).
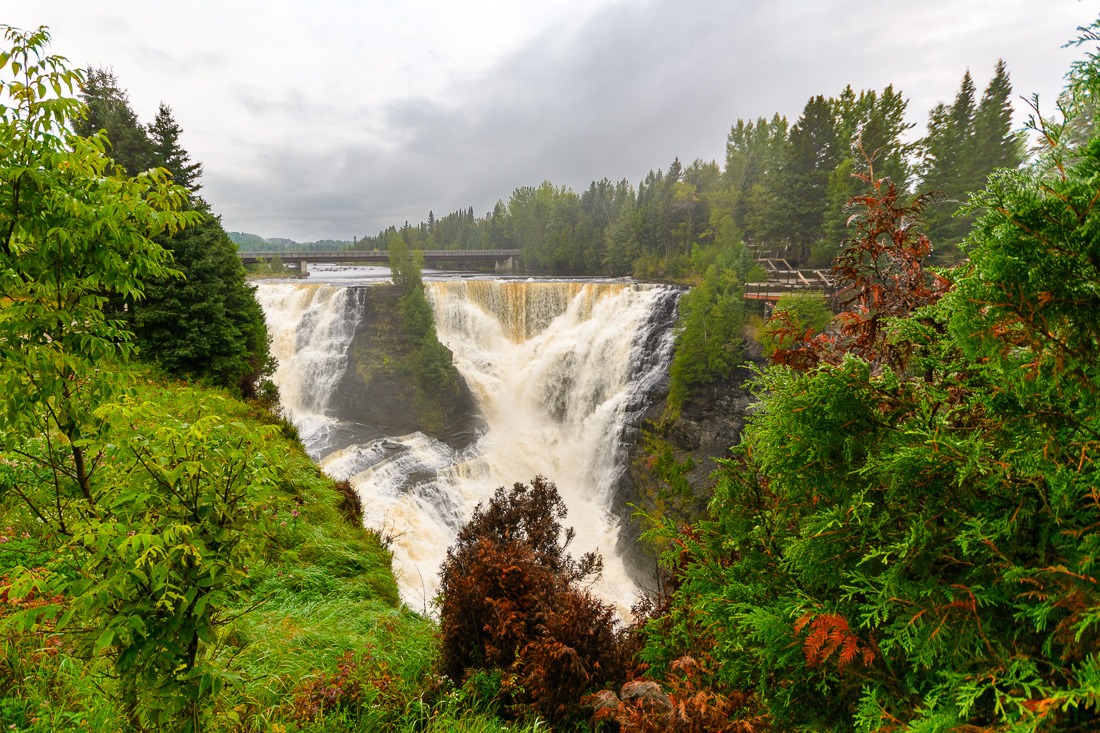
[{"x1": 0, "y1": 365, "x2": 548, "y2": 732}]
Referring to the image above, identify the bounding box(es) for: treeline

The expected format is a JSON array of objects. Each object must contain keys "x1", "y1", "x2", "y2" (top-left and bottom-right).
[
  {"x1": 76, "y1": 70, "x2": 271, "y2": 395},
  {"x1": 229, "y1": 230, "x2": 354, "y2": 251},
  {"x1": 356, "y1": 62, "x2": 1023, "y2": 276}
]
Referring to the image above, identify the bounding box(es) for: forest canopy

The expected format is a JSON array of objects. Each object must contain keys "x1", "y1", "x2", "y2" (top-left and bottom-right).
[
  {"x1": 351, "y1": 63, "x2": 1024, "y2": 279},
  {"x1": 632, "y1": 21, "x2": 1100, "y2": 731}
]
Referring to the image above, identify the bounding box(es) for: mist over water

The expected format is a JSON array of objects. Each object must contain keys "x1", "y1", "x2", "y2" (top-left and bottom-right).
[{"x1": 256, "y1": 276, "x2": 679, "y2": 614}]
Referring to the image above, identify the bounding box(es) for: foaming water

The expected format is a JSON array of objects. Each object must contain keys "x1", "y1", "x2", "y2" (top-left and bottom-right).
[
  {"x1": 257, "y1": 278, "x2": 679, "y2": 615},
  {"x1": 255, "y1": 283, "x2": 361, "y2": 456}
]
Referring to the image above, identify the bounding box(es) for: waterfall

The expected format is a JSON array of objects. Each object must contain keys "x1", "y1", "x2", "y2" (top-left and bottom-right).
[
  {"x1": 256, "y1": 283, "x2": 362, "y2": 457},
  {"x1": 256, "y1": 278, "x2": 679, "y2": 615}
]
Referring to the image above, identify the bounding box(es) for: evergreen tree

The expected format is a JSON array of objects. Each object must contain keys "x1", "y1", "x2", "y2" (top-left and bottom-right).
[
  {"x1": 80, "y1": 70, "x2": 271, "y2": 395},
  {"x1": 822, "y1": 86, "x2": 915, "y2": 261},
  {"x1": 75, "y1": 67, "x2": 154, "y2": 175},
  {"x1": 129, "y1": 213, "x2": 271, "y2": 395},
  {"x1": 776, "y1": 95, "x2": 841, "y2": 254},
  {"x1": 725, "y1": 114, "x2": 788, "y2": 242},
  {"x1": 922, "y1": 64, "x2": 1024, "y2": 258},
  {"x1": 835, "y1": 85, "x2": 913, "y2": 187},
  {"x1": 922, "y1": 69, "x2": 980, "y2": 251},
  {"x1": 973, "y1": 59, "x2": 1025, "y2": 174},
  {"x1": 148, "y1": 102, "x2": 203, "y2": 193}
]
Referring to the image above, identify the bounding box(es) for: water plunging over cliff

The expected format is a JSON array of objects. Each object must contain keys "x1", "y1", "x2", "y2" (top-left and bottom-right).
[{"x1": 256, "y1": 278, "x2": 679, "y2": 613}]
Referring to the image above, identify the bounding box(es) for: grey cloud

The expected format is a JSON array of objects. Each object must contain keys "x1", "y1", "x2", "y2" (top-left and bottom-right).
[{"x1": 208, "y1": 0, "x2": 1090, "y2": 241}]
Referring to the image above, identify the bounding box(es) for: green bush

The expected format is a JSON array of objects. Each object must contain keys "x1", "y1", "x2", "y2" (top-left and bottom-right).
[
  {"x1": 642, "y1": 39, "x2": 1100, "y2": 728},
  {"x1": 667, "y1": 265, "x2": 745, "y2": 409},
  {"x1": 758, "y1": 292, "x2": 832, "y2": 356}
]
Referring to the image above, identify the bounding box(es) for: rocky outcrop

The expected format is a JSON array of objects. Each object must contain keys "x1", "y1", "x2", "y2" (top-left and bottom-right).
[
  {"x1": 330, "y1": 285, "x2": 485, "y2": 450},
  {"x1": 625, "y1": 363, "x2": 759, "y2": 516},
  {"x1": 614, "y1": 360, "x2": 761, "y2": 587}
]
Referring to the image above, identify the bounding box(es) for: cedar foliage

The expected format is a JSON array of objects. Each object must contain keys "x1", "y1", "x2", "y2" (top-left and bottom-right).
[
  {"x1": 437, "y1": 476, "x2": 631, "y2": 725},
  {"x1": 640, "y1": 28, "x2": 1100, "y2": 730},
  {"x1": 769, "y1": 167, "x2": 947, "y2": 371}
]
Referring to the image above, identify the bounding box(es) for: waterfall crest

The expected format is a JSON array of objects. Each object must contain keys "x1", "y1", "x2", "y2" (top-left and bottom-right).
[{"x1": 257, "y1": 278, "x2": 679, "y2": 614}]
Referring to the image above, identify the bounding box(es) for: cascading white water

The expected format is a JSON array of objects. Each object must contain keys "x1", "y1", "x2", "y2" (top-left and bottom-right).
[
  {"x1": 255, "y1": 283, "x2": 362, "y2": 456},
  {"x1": 256, "y1": 278, "x2": 678, "y2": 615}
]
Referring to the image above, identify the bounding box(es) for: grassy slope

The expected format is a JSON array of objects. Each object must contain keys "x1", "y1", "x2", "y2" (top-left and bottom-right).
[{"x1": 0, "y1": 368, "x2": 539, "y2": 732}]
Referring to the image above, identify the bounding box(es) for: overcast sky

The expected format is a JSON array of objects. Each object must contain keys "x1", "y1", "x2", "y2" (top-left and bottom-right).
[{"x1": 6, "y1": 2, "x2": 1098, "y2": 242}]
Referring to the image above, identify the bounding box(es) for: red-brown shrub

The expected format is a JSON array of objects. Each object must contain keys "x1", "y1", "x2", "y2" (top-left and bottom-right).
[
  {"x1": 588, "y1": 656, "x2": 759, "y2": 733},
  {"x1": 287, "y1": 651, "x2": 366, "y2": 723},
  {"x1": 437, "y1": 476, "x2": 631, "y2": 725}
]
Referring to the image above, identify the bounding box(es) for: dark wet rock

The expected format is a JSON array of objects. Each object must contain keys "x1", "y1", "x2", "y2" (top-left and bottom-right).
[{"x1": 329, "y1": 285, "x2": 485, "y2": 453}]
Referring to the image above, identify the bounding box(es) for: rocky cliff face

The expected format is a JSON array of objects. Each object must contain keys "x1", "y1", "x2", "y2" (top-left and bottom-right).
[
  {"x1": 614, "y1": 360, "x2": 762, "y2": 584},
  {"x1": 645, "y1": 364, "x2": 759, "y2": 494},
  {"x1": 333, "y1": 285, "x2": 485, "y2": 450}
]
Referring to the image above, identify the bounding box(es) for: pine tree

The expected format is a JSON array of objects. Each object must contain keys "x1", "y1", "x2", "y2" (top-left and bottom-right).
[{"x1": 776, "y1": 95, "x2": 841, "y2": 255}]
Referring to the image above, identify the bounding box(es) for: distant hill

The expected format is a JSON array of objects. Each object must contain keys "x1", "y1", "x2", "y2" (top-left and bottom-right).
[{"x1": 228, "y1": 231, "x2": 354, "y2": 251}]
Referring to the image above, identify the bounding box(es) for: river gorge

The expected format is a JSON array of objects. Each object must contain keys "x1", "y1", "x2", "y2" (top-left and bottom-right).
[{"x1": 256, "y1": 272, "x2": 680, "y2": 614}]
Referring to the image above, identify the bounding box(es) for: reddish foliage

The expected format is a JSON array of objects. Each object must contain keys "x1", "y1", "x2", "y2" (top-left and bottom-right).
[
  {"x1": 794, "y1": 613, "x2": 876, "y2": 673},
  {"x1": 437, "y1": 476, "x2": 631, "y2": 725},
  {"x1": 333, "y1": 479, "x2": 364, "y2": 525},
  {"x1": 0, "y1": 572, "x2": 64, "y2": 619},
  {"x1": 588, "y1": 656, "x2": 759, "y2": 732},
  {"x1": 288, "y1": 651, "x2": 367, "y2": 723},
  {"x1": 771, "y1": 173, "x2": 949, "y2": 371},
  {"x1": 0, "y1": 572, "x2": 68, "y2": 694}
]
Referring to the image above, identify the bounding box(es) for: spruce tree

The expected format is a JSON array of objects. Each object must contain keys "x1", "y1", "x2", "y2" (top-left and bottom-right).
[
  {"x1": 922, "y1": 70, "x2": 978, "y2": 255},
  {"x1": 777, "y1": 95, "x2": 841, "y2": 255},
  {"x1": 76, "y1": 67, "x2": 155, "y2": 175},
  {"x1": 148, "y1": 102, "x2": 203, "y2": 193},
  {"x1": 80, "y1": 70, "x2": 271, "y2": 395},
  {"x1": 973, "y1": 60, "x2": 1024, "y2": 174},
  {"x1": 922, "y1": 64, "x2": 1022, "y2": 259}
]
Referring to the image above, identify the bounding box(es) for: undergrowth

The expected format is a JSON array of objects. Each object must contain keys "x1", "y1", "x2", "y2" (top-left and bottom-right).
[{"x1": 0, "y1": 366, "x2": 546, "y2": 732}]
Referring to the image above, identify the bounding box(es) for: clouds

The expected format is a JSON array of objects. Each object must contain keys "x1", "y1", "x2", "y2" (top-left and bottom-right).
[{"x1": 5, "y1": 1, "x2": 1097, "y2": 240}]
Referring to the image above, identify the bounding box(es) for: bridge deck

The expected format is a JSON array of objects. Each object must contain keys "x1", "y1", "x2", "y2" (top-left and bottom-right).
[
  {"x1": 238, "y1": 248, "x2": 834, "y2": 300},
  {"x1": 238, "y1": 249, "x2": 522, "y2": 264}
]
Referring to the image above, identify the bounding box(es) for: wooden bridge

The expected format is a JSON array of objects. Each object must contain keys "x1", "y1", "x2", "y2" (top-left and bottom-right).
[{"x1": 237, "y1": 249, "x2": 522, "y2": 276}]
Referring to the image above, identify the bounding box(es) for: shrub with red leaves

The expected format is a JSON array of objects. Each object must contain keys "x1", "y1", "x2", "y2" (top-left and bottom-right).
[
  {"x1": 770, "y1": 172, "x2": 948, "y2": 372},
  {"x1": 437, "y1": 476, "x2": 631, "y2": 725},
  {"x1": 288, "y1": 651, "x2": 366, "y2": 723},
  {"x1": 0, "y1": 571, "x2": 68, "y2": 696}
]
